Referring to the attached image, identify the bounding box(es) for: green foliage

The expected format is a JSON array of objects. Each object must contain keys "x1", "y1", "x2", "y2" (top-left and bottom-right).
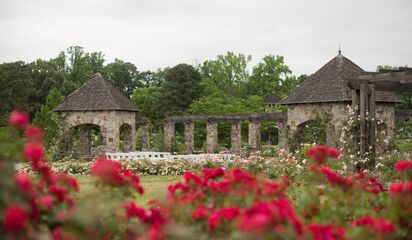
[
  {"x1": 303, "y1": 121, "x2": 327, "y2": 144},
  {"x1": 200, "y1": 52, "x2": 251, "y2": 98},
  {"x1": 249, "y1": 55, "x2": 293, "y2": 97},
  {"x1": 1, "y1": 48, "x2": 307, "y2": 153},
  {"x1": 103, "y1": 58, "x2": 142, "y2": 97},
  {"x1": 158, "y1": 64, "x2": 202, "y2": 116},
  {"x1": 0, "y1": 62, "x2": 33, "y2": 125},
  {"x1": 131, "y1": 86, "x2": 161, "y2": 123},
  {"x1": 48, "y1": 125, "x2": 79, "y2": 161},
  {"x1": 33, "y1": 88, "x2": 64, "y2": 147}
]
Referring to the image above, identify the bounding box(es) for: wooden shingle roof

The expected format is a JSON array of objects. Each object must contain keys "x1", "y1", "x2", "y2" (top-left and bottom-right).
[
  {"x1": 54, "y1": 73, "x2": 139, "y2": 112},
  {"x1": 279, "y1": 53, "x2": 402, "y2": 105}
]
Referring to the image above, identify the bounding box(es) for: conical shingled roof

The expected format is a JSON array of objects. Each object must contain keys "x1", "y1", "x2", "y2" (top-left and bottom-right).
[
  {"x1": 54, "y1": 73, "x2": 139, "y2": 112},
  {"x1": 279, "y1": 53, "x2": 402, "y2": 105}
]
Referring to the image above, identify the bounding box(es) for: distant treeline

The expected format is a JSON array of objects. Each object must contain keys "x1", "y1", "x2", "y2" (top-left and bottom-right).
[{"x1": 0, "y1": 46, "x2": 308, "y2": 128}]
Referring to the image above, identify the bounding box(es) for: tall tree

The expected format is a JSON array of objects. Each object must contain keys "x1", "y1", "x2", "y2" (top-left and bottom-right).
[
  {"x1": 131, "y1": 86, "x2": 161, "y2": 123},
  {"x1": 158, "y1": 64, "x2": 202, "y2": 116},
  {"x1": 138, "y1": 70, "x2": 166, "y2": 87},
  {"x1": 33, "y1": 88, "x2": 64, "y2": 147},
  {"x1": 0, "y1": 62, "x2": 33, "y2": 125},
  {"x1": 104, "y1": 59, "x2": 142, "y2": 96},
  {"x1": 200, "y1": 52, "x2": 251, "y2": 98},
  {"x1": 249, "y1": 55, "x2": 293, "y2": 98},
  {"x1": 65, "y1": 46, "x2": 105, "y2": 84}
]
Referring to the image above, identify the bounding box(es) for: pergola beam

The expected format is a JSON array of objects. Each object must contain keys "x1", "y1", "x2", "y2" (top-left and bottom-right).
[{"x1": 348, "y1": 71, "x2": 412, "y2": 92}]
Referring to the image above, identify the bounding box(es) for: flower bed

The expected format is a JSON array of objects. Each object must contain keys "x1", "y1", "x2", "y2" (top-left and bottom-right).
[{"x1": 2, "y1": 111, "x2": 412, "y2": 239}]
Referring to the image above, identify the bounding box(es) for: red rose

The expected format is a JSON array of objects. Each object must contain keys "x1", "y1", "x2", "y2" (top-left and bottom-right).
[
  {"x1": 208, "y1": 211, "x2": 220, "y2": 231},
  {"x1": 24, "y1": 125, "x2": 43, "y2": 140},
  {"x1": 23, "y1": 142, "x2": 45, "y2": 163},
  {"x1": 218, "y1": 207, "x2": 240, "y2": 220},
  {"x1": 307, "y1": 145, "x2": 341, "y2": 165},
  {"x1": 394, "y1": 161, "x2": 412, "y2": 172},
  {"x1": 123, "y1": 201, "x2": 146, "y2": 220},
  {"x1": 8, "y1": 110, "x2": 29, "y2": 127},
  {"x1": 91, "y1": 158, "x2": 124, "y2": 185},
  {"x1": 37, "y1": 195, "x2": 55, "y2": 209},
  {"x1": 3, "y1": 205, "x2": 28, "y2": 232},
  {"x1": 15, "y1": 173, "x2": 32, "y2": 192}
]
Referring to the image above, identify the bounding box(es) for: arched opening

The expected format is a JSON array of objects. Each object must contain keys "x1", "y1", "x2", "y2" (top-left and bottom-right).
[
  {"x1": 295, "y1": 120, "x2": 327, "y2": 146},
  {"x1": 70, "y1": 123, "x2": 103, "y2": 158},
  {"x1": 119, "y1": 123, "x2": 133, "y2": 152}
]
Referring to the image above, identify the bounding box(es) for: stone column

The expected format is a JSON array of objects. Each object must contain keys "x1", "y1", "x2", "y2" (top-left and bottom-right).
[
  {"x1": 287, "y1": 123, "x2": 302, "y2": 152},
  {"x1": 79, "y1": 125, "x2": 92, "y2": 155},
  {"x1": 206, "y1": 122, "x2": 218, "y2": 153},
  {"x1": 104, "y1": 122, "x2": 120, "y2": 153},
  {"x1": 141, "y1": 123, "x2": 150, "y2": 151},
  {"x1": 164, "y1": 122, "x2": 175, "y2": 151},
  {"x1": 184, "y1": 122, "x2": 194, "y2": 154},
  {"x1": 231, "y1": 122, "x2": 241, "y2": 155},
  {"x1": 130, "y1": 124, "x2": 136, "y2": 152},
  {"x1": 121, "y1": 124, "x2": 133, "y2": 152},
  {"x1": 278, "y1": 121, "x2": 288, "y2": 150},
  {"x1": 248, "y1": 121, "x2": 261, "y2": 150}
]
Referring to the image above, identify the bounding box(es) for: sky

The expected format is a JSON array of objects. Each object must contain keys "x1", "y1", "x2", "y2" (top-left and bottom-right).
[{"x1": 0, "y1": 0, "x2": 411, "y2": 76}]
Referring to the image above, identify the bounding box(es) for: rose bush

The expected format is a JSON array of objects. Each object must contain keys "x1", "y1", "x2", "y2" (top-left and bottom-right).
[{"x1": 1, "y1": 111, "x2": 412, "y2": 239}]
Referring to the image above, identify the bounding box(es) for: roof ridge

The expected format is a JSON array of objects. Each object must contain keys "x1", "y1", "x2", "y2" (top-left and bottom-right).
[
  {"x1": 336, "y1": 55, "x2": 349, "y2": 100},
  {"x1": 54, "y1": 73, "x2": 139, "y2": 112},
  {"x1": 53, "y1": 74, "x2": 95, "y2": 111},
  {"x1": 100, "y1": 75, "x2": 120, "y2": 110},
  {"x1": 279, "y1": 53, "x2": 401, "y2": 105}
]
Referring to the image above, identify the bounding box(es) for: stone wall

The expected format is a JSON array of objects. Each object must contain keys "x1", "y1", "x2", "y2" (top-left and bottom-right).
[
  {"x1": 286, "y1": 102, "x2": 396, "y2": 151},
  {"x1": 375, "y1": 103, "x2": 396, "y2": 151},
  {"x1": 62, "y1": 110, "x2": 136, "y2": 153}
]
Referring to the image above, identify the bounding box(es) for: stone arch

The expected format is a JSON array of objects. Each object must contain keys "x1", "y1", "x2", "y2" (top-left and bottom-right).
[
  {"x1": 69, "y1": 123, "x2": 103, "y2": 157},
  {"x1": 286, "y1": 103, "x2": 348, "y2": 151}
]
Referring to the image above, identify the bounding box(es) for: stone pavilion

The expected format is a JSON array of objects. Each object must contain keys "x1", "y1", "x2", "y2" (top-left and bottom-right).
[
  {"x1": 279, "y1": 52, "x2": 402, "y2": 150},
  {"x1": 54, "y1": 73, "x2": 140, "y2": 154}
]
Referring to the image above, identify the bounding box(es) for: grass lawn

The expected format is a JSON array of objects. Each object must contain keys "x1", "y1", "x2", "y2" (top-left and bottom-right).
[{"x1": 74, "y1": 175, "x2": 182, "y2": 207}]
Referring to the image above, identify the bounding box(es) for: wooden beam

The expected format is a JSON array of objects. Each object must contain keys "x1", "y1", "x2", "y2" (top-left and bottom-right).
[
  {"x1": 368, "y1": 84, "x2": 376, "y2": 167},
  {"x1": 359, "y1": 83, "x2": 367, "y2": 159},
  {"x1": 352, "y1": 89, "x2": 360, "y2": 155}
]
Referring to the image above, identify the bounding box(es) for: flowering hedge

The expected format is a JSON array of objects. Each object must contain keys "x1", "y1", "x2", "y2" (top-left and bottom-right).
[
  {"x1": 1, "y1": 111, "x2": 412, "y2": 239},
  {"x1": 16, "y1": 147, "x2": 310, "y2": 180}
]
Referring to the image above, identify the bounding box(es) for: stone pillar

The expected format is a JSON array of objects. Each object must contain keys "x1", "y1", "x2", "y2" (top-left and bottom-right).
[
  {"x1": 287, "y1": 123, "x2": 302, "y2": 152},
  {"x1": 206, "y1": 122, "x2": 218, "y2": 153},
  {"x1": 248, "y1": 122, "x2": 261, "y2": 150},
  {"x1": 278, "y1": 121, "x2": 288, "y2": 150},
  {"x1": 141, "y1": 124, "x2": 150, "y2": 151},
  {"x1": 79, "y1": 124, "x2": 92, "y2": 155},
  {"x1": 231, "y1": 122, "x2": 241, "y2": 155},
  {"x1": 104, "y1": 122, "x2": 120, "y2": 153},
  {"x1": 184, "y1": 122, "x2": 194, "y2": 154},
  {"x1": 120, "y1": 124, "x2": 134, "y2": 152},
  {"x1": 130, "y1": 124, "x2": 136, "y2": 152},
  {"x1": 164, "y1": 122, "x2": 175, "y2": 151}
]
